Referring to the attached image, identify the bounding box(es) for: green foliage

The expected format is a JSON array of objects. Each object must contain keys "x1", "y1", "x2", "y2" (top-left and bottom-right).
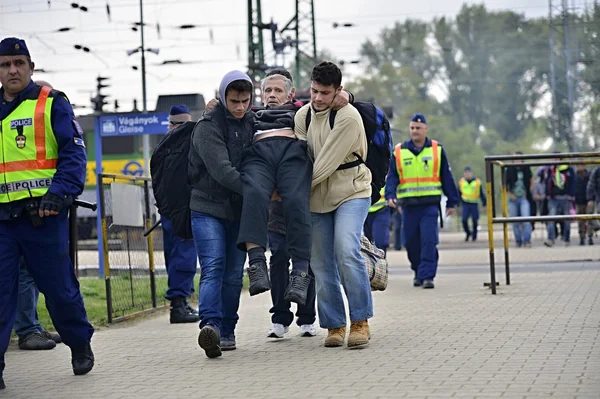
[{"x1": 343, "y1": 2, "x2": 600, "y2": 158}]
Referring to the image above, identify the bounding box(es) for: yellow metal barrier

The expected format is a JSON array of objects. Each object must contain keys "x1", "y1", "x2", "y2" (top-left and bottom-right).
[
  {"x1": 98, "y1": 173, "x2": 164, "y2": 322},
  {"x1": 485, "y1": 152, "x2": 600, "y2": 294}
]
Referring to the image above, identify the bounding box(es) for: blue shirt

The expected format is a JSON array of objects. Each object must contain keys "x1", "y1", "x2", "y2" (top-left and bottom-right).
[
  {"x1": 0, "y1": 81, "x2": 87, "y2": 219},
  {"x1": 385, "y1": 138, "x2": 459, "y2": 208}
]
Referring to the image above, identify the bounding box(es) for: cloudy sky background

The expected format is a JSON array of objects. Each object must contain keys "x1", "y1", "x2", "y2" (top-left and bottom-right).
[{"x1": 1, "y1": 0, "x2": 549, "y2": 114}]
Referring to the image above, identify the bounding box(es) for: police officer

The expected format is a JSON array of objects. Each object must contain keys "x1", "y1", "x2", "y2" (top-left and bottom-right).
[
  {"x1": 0, "y1": 37, "x2": 95, "y2": 390},
  {"x1": 154, "y1": 104, "x2": 198, "y2": 323},
  {"x1": 385, "y1": 113, "x2": 459, "y2": 289},
  {"x1": 364, "y1": 187, "x2": 391, "y2": 255},
  {"x1": 459, "y1": 166, "x2": 486, "y2": 242}
]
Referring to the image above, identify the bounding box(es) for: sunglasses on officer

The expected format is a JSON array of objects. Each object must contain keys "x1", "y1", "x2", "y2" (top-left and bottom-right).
[{"x1": 169, "y1": 120, "x2": 186, "y2": 127}]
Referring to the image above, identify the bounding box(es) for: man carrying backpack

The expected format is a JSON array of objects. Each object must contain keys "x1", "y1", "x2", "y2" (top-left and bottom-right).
[
  {"x1": 188, "y1": 71, "x2": 255, "y2": 358},
  {"x1": 385, "y1": 113, "x2": 459, "y2": 289},
  {"x1": 150, "y1": 105, "x2": 199, "y2": 324},
  {"x1": 294, "y1": 61, "x2": 379, "y2": 349}
]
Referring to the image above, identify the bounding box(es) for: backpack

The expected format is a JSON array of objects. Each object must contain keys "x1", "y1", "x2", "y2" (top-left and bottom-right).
[
  {"x1": 150, "y1": 122, "x2": 195, "y2": 239},
  {"x1": 305, "y1": 101, "x2": 393, "y2": 205}
]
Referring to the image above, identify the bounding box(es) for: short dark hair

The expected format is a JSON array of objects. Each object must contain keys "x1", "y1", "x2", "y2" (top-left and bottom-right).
[
  {"x1": 310, "y1": 61, "x2": 342, "y2": 88},
  {"x1": 226, "y1": 79, "x2": 253, "y2": 97},
  {"x1": 266, "y1": 68, "x2": 293, "y2": 83}
]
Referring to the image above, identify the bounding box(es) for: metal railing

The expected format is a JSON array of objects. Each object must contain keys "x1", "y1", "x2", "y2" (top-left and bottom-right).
[
  {"x1": 484, "y1": 152, "x2": 600, "y2": 294},
  {"x1": 98, "y1": 173, "x2": 167, "y2": 322}
]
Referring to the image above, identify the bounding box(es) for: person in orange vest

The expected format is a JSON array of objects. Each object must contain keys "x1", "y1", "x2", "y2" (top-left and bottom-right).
[
  {"x1": 0, "y1": 37, "x2": 95, "y2": 389},
  {"x1": 385, "y1": 113, "x2": 459, "y2": 289},
  {"x1": 459, "y1": 166, "x2": 486, "y2": 241}
]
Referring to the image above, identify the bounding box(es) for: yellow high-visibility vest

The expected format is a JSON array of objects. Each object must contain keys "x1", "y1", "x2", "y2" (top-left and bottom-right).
[
  {"x1": 0, "y1": 86, "x2": 58, "y2": 203},
  {"x1": 395, "y1": 140, "x2": 442, "y2": 199},
  {"x1": 369, "y1": 187, "x2": 387, "y2": 213},
  {"x1": 459, "y1": 178, "x2": 481, "y2": 203}
]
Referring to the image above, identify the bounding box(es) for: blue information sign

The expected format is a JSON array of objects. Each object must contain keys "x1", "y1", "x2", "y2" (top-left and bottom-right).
[{"x1": 99, "y1": 113, "x2": 169, "y2": 137}]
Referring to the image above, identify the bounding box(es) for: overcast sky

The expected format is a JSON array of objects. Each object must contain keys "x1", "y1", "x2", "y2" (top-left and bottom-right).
[{"x1": 0, "y1": 0, "x2": 549, "y2": 115}]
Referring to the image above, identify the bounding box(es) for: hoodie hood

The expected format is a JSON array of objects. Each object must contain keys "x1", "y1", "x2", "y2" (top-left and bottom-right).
[{"x1": 218, "y1": 70, "x2": 253, "y2": 110}]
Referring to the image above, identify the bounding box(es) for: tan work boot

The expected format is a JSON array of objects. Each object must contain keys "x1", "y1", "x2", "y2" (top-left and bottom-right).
[
  {"x1": 347, "y1": 320, "x2": 369, "y2": 348},
  {"x1": 324, "y1": 327, "x2": 346, "y2": 347}
]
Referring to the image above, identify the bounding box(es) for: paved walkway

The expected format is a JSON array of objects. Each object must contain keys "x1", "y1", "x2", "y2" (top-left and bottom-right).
[{"x1": 3, "y1": 258, "x2": 600, "y2": 398}]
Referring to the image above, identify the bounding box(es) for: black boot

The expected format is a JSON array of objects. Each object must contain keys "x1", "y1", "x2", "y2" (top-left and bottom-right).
[
  {"x1": 284, "y1": 271, "x2": 311, "y2": 305},
  {"x1": 247, "y1": 260, "x2": 271, "y2": 296},
  {"x1": 170, "y1": 297, "x2": 200, "y2": 324},
  {"x1": 71, "y1": 343, "x2": 94, "y2": 376},
  {"x1": 198, "y1": 325, "x2": 222, "y2": 359}
]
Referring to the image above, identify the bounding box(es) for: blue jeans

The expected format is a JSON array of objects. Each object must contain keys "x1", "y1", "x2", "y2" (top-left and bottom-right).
[
  {"x1": 14, "y1": 266, "x2": 43, "y2": 338},
  {"x1": 310, "y1": 198, "x2": 373, "y2": 329},
  {"x1": 267, "y1": 232, "x2": 316, "y2": 327},
  {"x1": 508, "y1": 197, "x2": 532, "y2": 244},
  {"x1": 191, "y1": 211, "x2": 246, "y2": 337},
  {"x1": 547, "y1": 199, "x2": 571, "y2": 242},
  {"x1": 162, "y1": 216, "x2": 197, "y2": 300}
]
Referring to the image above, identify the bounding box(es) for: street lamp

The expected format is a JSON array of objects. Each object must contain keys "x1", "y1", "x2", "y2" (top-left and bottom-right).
[{"x1": 125, "y1": 0, "x2": 156, "y2": 177}]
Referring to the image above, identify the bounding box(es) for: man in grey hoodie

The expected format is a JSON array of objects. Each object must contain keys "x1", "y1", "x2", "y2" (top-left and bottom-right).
[{"x1": 188, "y1": 70, "x2": 254, "y2": 358}]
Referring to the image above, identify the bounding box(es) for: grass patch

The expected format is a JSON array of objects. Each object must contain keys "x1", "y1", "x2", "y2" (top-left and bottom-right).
[{"x1": 35, "y1": 274, "x2": 247, "y2": 330}]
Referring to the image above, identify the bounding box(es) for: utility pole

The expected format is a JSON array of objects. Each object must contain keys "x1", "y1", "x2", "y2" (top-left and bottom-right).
[
  {"x1": 247, "y1": 0, "x2": 266, "y2": 104},
  {"x1": 548, "y1": 0, "x2": 579, "y2": 152},
  {"x1": 294, "y1": 0, "x2": 317, "y2": 87},
  {"x1": 140, "y1": 0, "x2": 150, "y2": 176},
  {"x1": 247, "y1": 0, "x2": 318, "y2": 99}
]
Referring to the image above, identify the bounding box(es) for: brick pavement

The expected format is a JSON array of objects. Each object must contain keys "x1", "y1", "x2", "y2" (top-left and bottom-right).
[{"x1": 3, "y1": 260, "x2": 600, "y2": 399}]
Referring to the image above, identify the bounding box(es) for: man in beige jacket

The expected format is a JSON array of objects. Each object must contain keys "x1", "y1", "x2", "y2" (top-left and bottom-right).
[{"x1": 294, "y1": 61, "x2": 373, "y2": 349}]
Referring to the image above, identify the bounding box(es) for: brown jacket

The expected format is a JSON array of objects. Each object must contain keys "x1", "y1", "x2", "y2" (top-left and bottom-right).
[{"x1": 294, "y1": 104, "x2": 371, "y2": 213}]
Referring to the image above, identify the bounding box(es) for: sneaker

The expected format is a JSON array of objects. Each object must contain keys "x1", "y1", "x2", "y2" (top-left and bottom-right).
[
  {"x1": 299, "y1": 324, "x2": 317, "y2": 337},
  {"x1": 284, "y1": 271, "x2": 311, "y2": 305},
  {"x1": 247, "y1": 260, "x2": 271, "y2": 296},
  {"x1": 580, "y1": 238, "x2": 586, "y2": 246},
  {"x1": 422, "y1": 279, "x2": 435, "y2": 289},
  {"x1": 198, "y1": 325, "x2": 222, "y2": 359},
  {"x1": 18, "y1": 332, "x2": 56, "y2": 350},
  {"x1": 220, "y1": 333, "x2": 236, "y2": 351},
  {"x1": 524, "y1": 242, "x2": 532, "y2": 248},
  {"x1": 413, "y1": 278, "x2": 422, "y2": 287},
  {"x1": 41, "y1": 330, "x2": 62, "y2": 344},
  {"x1": 347, "y1": 321, "x2": 369, "y2": 348},
  {"x1": 588, "y1": 237, "x2": 594, "y2": 245},
  {"x1": 544, "y1": 240, "x2": 554, "y2": 247},
  {"x1": 0, "y1": 375, "x2": 4, "y2": 390},
  {"x1": 267, "y1": 323, "x2": 289, "y2": 338},
  {"x1": 71, "y1": 343, "x2": 94, "y2": 376},
  {"x1": 324, "y1": 327, "x2": 346, "y2": 347}
]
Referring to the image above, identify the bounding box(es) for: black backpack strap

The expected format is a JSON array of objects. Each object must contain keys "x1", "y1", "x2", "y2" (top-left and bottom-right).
[
  {"x1": 337, "y1": 153, "x2": 364, "y2": 170},
  {"x1": 305, "y1": 110, "x2": 311, "y2": 131},
  {"x1": 304, "y1": 108, "x2": 337, "y2": 131}
]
